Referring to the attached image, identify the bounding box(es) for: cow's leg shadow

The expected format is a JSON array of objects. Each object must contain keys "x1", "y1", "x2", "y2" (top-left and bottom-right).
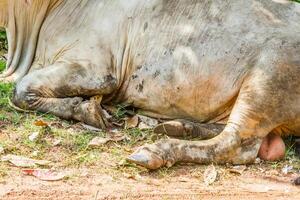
[{"x1": 12, "y1": 62, "x2": 117, "y2": 129}]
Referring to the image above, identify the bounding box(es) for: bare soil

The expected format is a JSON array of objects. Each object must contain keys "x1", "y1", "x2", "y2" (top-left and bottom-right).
[{"x1": 1, "y1": 164, "x2": 300, "y2": 200}]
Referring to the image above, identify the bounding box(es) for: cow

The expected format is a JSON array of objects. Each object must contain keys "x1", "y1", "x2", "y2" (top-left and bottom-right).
[{"x1": 0, "y1": 0, "x2": 300, "y2": 170}]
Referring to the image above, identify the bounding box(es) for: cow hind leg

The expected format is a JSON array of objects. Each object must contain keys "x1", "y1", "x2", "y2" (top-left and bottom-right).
[
  {"x1": 12, "y1": 62, "x2": 117, "y2": 129},
  {"x1": 128, "y1": 63, "x2": 297, "y2": 169},
  {"x1": 154, "y1": 120, "x2": 224, "y2": 139},
  {"x1": 154, "y1": 120, "x2": 286, "y2": 162},
  {"x1": 127, "y1": 125, "x2": 263, "y2": 169}
]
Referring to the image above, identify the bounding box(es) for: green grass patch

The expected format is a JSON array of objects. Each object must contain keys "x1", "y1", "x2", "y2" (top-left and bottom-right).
[
  {"x1": 0, "y1": 59, "x2": 5, "y2": 72},
  {"x1": 0, "y1": 82, "x2": 14, "y2": 108},
  {"x1": 0, "y1": 59, "x2": 15, "y2": 110},
  {"x1": 0, "y1": 29, "x2": 7, "y2": 52}
]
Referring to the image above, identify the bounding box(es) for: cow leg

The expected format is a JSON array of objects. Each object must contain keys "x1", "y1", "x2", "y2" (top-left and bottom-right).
[
  {"x1": 128, "y1": 112, "x2": 269, "y2": 170},
  {"x1": 127, "y1": 62, "x2": 297, "y2": 169},
  {"x1": 12, "y1": 62, "x2": 117, "y2": 129},
  {"x1": 154, "y1": 120, "x2": 224, "y2": 139},
  {"x1": 128, "y1": 136, "x2": 263, "y2": 169}
]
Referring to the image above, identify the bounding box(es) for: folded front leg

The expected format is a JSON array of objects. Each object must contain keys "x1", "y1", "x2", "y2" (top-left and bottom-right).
[{"x1": 12, "y1": 61, "x2": 117, "y2": 129}]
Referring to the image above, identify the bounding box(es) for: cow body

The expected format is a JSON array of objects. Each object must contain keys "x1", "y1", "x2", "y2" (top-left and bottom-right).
[{"x1": 1, "y1": 0, "x2": 300, "y2": 169}]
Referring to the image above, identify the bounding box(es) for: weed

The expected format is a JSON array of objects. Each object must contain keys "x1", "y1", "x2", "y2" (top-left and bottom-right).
[
  {"x1": 0, "y1": 59, "x2": 5, "y2": 72},
  {"x1": 0, "y1": 61, "x2": 15, "y2": 110},
  {"x1": 0, "y1": 29, "x2": 7, "y2": 52},
  {"x1": 113, "y1": 104, "x2": 129, "y2": 119}
]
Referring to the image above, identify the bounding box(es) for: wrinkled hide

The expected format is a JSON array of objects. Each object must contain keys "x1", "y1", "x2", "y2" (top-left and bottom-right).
[{"x1": 0, "y1": 0, "x2": 61, "y2": 80}]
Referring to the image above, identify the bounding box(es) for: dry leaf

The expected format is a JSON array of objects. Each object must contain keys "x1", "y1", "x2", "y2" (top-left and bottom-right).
[
  {"x1": 49, "y1": 121, "x2": 64, "y2": 129},
  {"x1": 203, "y1": 165, "x2": 218, "y2": 186},
  {"x1": 145, "y1": 179, "x2": 161, "y2": 186},
  {"x1": 88, "y1": 137, "x2": 111, "y2": 147},
  {"x1": 52, "y1": 139, "x2": 61, "y2": 146},
  {"x1": 229, "y1": 165, "x2": 247, "y2": 175},
  {"x1": 111, "y1": 134, "x2": 127, "y2": 142},
  {"x1": 29, "y1": 132, "x2": 40, "y2": 142},
  {"x1": 88, "y1": 135, "x2": 126, "y2": 148},
  {"x1": 1, "y1": 154, "x2": 51, "y2": 168},
  {"x1": 123, "y1": 172, "x2": 142, "y2": 180},
  {"x1": 125, "y1": 115, "x2": 139, "y2": 129},
  {"x1": 81, "y1": 124, "x2": 102, "y2": 132},
  {"x1": 178, "y1": 177, "x2": 190, "y2": 182},
  {"x1": 22, "y1": 169, "x2": 67, "y2": 181},
  {"x1": 34, "y1": 120, "x2": 49, "y2": 127}
]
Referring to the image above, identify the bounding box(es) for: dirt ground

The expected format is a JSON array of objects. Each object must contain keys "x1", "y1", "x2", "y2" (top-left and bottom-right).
[{"x1": 1, "y1": 164, "x2": 300, "y2": 200}]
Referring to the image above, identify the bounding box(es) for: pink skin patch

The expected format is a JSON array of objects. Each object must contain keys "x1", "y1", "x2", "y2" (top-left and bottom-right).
[{"x1": 258, "y1": 133, "x2": 286, "y2": 161}]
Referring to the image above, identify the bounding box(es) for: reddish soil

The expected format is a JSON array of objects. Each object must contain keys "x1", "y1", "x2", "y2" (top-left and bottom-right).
[{"x1": 1, "y1": 166, "x2": 299, "y2": 200}]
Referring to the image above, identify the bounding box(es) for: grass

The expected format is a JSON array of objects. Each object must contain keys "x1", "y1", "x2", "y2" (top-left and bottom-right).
[
  {"x1": 0, "y1": 29, "x2": 7, "y2": 53},
  {"x1": 0, "y1": 59, "x2": 5, "y2": 71},
  {"x1": 0, "y1": 59, "x2": 152, "y2": 177}
]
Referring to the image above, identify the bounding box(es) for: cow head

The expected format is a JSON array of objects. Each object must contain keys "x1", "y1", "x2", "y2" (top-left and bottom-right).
[{"x1": 0, "y1": 0, "x2": 61, "y2": 81}]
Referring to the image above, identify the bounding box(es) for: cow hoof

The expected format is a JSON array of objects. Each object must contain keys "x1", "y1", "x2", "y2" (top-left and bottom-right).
[
  {"x1": 73, "y1": 100, "x2": 108, "y2": 129},
  {"x1": 154, "y1": 121, "x2": 186, "y2": 137},
  {"x1": 127, "y1": 144, "x2": 176, "y2": 170}
]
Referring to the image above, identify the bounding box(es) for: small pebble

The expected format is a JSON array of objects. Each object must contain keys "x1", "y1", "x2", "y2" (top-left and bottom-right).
[{"x1": 29, "y1": 132, "x2": 40, "y2": 142}]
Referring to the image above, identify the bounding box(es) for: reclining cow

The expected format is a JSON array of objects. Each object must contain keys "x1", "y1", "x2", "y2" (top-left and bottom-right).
[{"x1": 0, "y1": 0, "x2": 300, "y2": 169}]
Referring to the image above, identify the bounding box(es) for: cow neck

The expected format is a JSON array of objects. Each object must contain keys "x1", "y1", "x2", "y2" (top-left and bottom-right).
[{"x1": 1, "y1": 0, "x2": 62, "y2": 81}]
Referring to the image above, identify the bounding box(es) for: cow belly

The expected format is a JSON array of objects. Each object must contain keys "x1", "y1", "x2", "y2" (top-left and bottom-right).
[{"x1": 123, "y1": 68, "x2": 241, "y2": 122}]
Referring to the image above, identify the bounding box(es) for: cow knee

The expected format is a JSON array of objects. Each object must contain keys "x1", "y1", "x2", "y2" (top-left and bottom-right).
[{"x1": 12, "y1": 76, "x2": 39, "y2": 110}]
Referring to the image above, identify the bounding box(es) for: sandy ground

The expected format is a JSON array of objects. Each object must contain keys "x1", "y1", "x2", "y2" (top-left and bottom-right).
[{"x1": 1, "y1": 165, "x2": 299, "y2": 200}]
